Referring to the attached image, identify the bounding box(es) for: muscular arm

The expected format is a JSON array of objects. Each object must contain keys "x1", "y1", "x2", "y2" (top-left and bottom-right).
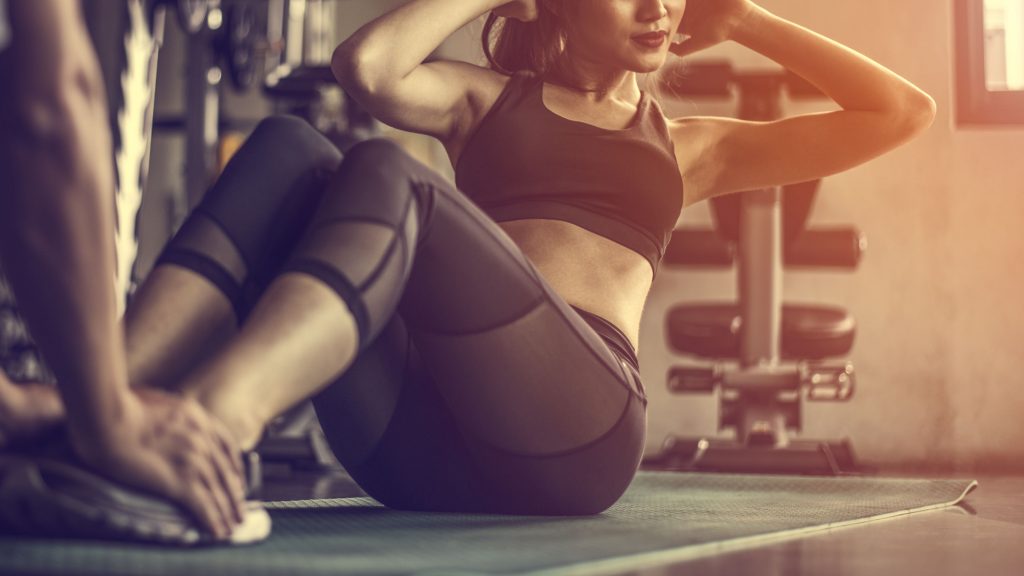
[
  {"x1": 676, "y1": 3, "x2": 936, "y2": 206},
  {"x1": 0, "y1": 0, "x2": 130, "y2": 448},
  {"x1": 331, "y1": 0, "x2": 510, "y2": 141}
]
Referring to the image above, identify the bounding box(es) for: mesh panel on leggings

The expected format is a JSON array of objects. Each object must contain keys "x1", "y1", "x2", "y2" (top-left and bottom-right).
[
  {"x1": 280, "y1": 149, "x2": 420, "y2": 353},
  {"x1": 160, "y1": 213, "x2": 248, "y2": 283},
  {"x1": 152, "y1": 116, "x2": 342, "y2": 321},
  {"x1": 294, "y1": 139, "x2": 636, "y2": 462},
  {"x1": 156, "y1": 213, "x2": 248, "y2": 317}
]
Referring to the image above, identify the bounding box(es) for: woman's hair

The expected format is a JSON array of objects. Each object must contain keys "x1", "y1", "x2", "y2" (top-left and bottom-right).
[
  {"x1": 480, "y1": 4, "x2": 676, "y2": 101},
  {"x1": 481, "y1": 2, "x2": 571, "y2": 76}
]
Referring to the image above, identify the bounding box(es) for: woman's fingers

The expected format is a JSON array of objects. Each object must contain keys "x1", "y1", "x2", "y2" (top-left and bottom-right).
[
  {"x1": 178, "y1": 470, "x2": 229, "y2": 540},
  {"x1": 206, "y1": 421, "x2": 246, "y2": 524},
  {"x1": 669, "y1": 37, "x2": 716, "y2": 58},
  {"x1": 172, "y1": 407, "x2": 237, "y2": 539},
  {"x1": 183, "y1": 408, "x2": 244, "y2": 530},
  {"x1": 189, "y1": 452, "x2": 234, "y2": 540}
]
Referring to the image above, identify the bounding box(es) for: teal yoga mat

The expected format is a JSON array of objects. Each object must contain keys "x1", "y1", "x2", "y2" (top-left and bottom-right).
[{"x1": 0, "y1": 471, "x2": 977, "y2": 576}]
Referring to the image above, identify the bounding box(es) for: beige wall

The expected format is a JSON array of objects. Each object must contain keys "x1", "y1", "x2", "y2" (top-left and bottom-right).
[{"x1": 429, "y1": 0, "x2": 1024, "y2": 470}]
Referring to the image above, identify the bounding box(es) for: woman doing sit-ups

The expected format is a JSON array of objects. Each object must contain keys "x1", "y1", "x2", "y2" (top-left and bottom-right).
[{"x1": 2, "y1": 0, "x2": 934, "y2": 534}]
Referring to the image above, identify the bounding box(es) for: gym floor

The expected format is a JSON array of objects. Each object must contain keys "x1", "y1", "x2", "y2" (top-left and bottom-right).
[{"x1": 259, "y1": 467, "x2": 1024, "y2": 575}]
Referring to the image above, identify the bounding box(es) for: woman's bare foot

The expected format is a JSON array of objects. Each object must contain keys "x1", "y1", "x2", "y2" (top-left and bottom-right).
[{"x1": 0, "y1": 377, "x2": 65, "y2": 449}]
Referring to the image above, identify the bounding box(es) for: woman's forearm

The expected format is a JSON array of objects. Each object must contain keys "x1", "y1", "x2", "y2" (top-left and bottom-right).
[
  {"x1": 732, "y1": 6, "x2": 934, "y2": 115},
  {"x1": 333, "y1": 0, "x2": 506, "y2": 91}
]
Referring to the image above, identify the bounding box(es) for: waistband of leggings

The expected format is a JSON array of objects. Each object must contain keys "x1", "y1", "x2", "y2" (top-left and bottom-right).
[{"x1": 570, "y1": 305, "x2": 639, "y2": 372}]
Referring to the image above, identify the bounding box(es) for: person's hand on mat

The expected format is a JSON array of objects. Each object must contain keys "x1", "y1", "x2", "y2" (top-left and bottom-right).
[
  {"x1": 493, "y1": 0, "x2": 538, "y2": 22},
  {"x1": 71, "y1": 387, "x2": 247, "y2": 541},
  {"x1": 670, "y1": 0, "x2": 757, "y2": 58}
]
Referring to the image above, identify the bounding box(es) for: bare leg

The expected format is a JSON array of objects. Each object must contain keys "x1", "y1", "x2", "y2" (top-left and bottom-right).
[
  {"x1": 180, "y1": 273, "x2": 359, "y2": 450},
  {"x1": 124, "y1": 266, "x2": 238, "y2": 390},
  {"x1": 2, "y1": 115, "x2": 346, "y2": 454},
  {"x1": 117, "y1": 115, "x2": 345, "y2": 444},
  {"x1": 0, "y1": 265, "x2": 354, "y2": 452},
  {"x1": 0, "y1": 266, "x2": 240, "y2": 447}
]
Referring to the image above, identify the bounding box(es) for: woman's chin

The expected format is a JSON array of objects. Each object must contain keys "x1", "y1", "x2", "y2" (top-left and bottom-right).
[{"x1": 630, "y1": 56, "x2": 668, "y2": 74}]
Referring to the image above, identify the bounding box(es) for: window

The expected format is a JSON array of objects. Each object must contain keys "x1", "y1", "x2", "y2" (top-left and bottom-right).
[{"x1": 955, "y1": 0, "x2": 1024, "y2": 124}]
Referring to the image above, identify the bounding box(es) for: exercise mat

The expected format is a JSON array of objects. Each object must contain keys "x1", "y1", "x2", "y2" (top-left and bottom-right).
[{"x1": 0, "y1": 471, "x2": 976, "y2": 576}]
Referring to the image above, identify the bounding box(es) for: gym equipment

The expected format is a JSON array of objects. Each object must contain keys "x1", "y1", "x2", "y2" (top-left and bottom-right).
[
  {"x1": 113, "y1": 0, "x2": 167, "y2": 314},
  {"x1": 645, "y1": 61, "x2": 865, "y2": 475},
  {"x1": 256, "y1": 403, "x2": 342, "y2": 475},
  {"x1": 263, "y1": 65, "x2": 382, "y2": 152},
  {"x1": 174, "y1": 0, "x2": 209, "y2": 35},
  {"x1": 220, "y1": 1, "x2": 260, "y2": 91},
  {"x1": 148, "y1": 0, "x2": 209, "y2": 36},
  {"x1": 0, "y1": 454, "x2": 271, "y2": 546}
]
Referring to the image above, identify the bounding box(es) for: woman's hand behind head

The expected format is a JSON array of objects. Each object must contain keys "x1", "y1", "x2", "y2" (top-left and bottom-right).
[
  {"x1": 493, "y1": 0, "x2": 539, "y2": 22},
  {"x1": 671, "y1": 0, "x2": 756, "y2": 58}
]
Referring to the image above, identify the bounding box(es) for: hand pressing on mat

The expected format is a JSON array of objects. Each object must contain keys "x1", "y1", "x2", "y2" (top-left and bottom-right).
[{"x1": 71, "y1": 388, "x2": 247, "y2": 541}]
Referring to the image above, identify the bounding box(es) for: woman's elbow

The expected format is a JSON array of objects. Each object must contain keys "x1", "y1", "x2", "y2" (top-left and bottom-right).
[
  {"x1": 898, "y1": 89, "x2": 938, "y2": 137},
  {"x1": 330, "y1": 42, "x2": 355, "y2": 86},
  {"x1": 332, "y1": 42, "x2": 381, "y2": 96}
]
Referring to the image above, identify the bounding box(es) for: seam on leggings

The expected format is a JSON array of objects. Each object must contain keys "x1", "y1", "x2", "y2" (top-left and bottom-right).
[
  {"x1": 194, "y1": 208, "x2": 253, "y2": 272},
  {"x1": 311, "y1": 215, "x2": 400, "y2": 230},
  {"x1": 571, "y1": 307, "x2": 637, "y2": 378},
  {"x1": 479, "y1": 393, "x2": 637, "y2": 460},
  {"x1": 570, "y1": 308, "x2": 641, "y2": 394},
  {"x1": 415, "y1": 297, "x2": 547, "y2": 338},
  {"x1": 157, "y1": 249, "x2": 245, "y2": 320},
  {"x1": 570, "y1": 305, "x2": 638, "y2": 368},
  {"x1": 282, "y1": 260, "x2": 370, "y2": 346},
  {"x1": 432, "y1": 182, "x2": 545, "y2": 284},
  {"x1": 429, "y1": 182, "x2": 639, "y2": 396},
  {"x1": 550, "y1": 298, "x2": 646, "y2": 400},
  {"x1": 356, "y1": 194, "x2": 415, "y2": 292},
  {"x1": 351, "y1": 321, "x2": 414, "y2": 470},
  {"x1": 409, "y1": 180, "x2": 437, "y2": 245}
]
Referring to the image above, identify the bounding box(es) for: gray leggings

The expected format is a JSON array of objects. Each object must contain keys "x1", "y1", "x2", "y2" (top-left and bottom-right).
[{"x1": 157, "y1": 116, "x2": 647, "y2": 515}]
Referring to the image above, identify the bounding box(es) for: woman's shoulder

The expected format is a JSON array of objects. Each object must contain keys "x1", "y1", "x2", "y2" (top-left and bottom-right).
[
  {"x1": 441, "y1": 64, "x2": 528, "y2": 166},
  {"x1": 455, "y1": 65, "x2": 538, "y2": 133},
  {"x1": 462, "y1": 65, "x2": 537, "y2": 109}
]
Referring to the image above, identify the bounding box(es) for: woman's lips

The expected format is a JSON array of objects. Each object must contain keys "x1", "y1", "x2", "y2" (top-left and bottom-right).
[{"x1": 632, "y1": 32, "x2": 667, "y2": 49}]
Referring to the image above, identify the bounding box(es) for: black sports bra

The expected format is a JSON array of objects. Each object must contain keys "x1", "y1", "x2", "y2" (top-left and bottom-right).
[{"x1": 454, "y1": 70, "x2": 684, "y2": 273}]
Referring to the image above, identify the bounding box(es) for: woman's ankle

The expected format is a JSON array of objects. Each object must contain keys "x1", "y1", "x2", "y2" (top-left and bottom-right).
[
  {"x1": 176, "y1": 361, "x2": 264, "y2": 451},
  {"x1": 194, "y1": 387, "x2": 267, "y2": 452}
]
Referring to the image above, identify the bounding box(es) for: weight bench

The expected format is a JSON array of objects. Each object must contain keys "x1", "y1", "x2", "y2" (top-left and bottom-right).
[{"x1": 644, "y1": 62, "x2": 866, "y2": 475}]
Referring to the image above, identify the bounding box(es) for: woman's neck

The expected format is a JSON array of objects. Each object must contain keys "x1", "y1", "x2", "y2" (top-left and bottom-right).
[{"x1": 544, "y1": 57, "x2": 638, "y2": 103}]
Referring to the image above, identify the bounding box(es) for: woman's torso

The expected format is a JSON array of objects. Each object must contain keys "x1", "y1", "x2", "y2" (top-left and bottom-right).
[{"x1": 443, "y1": 70, "x2": 676, "y2": 351}]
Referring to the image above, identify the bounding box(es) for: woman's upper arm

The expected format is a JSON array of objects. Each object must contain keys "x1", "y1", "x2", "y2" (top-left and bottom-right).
[
  {"x1": 337, "y1": 57, "x2": 499, "y2": 144},
  {"x1": 672, "y1": 106, "x2": 934, "y2": 207}
]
